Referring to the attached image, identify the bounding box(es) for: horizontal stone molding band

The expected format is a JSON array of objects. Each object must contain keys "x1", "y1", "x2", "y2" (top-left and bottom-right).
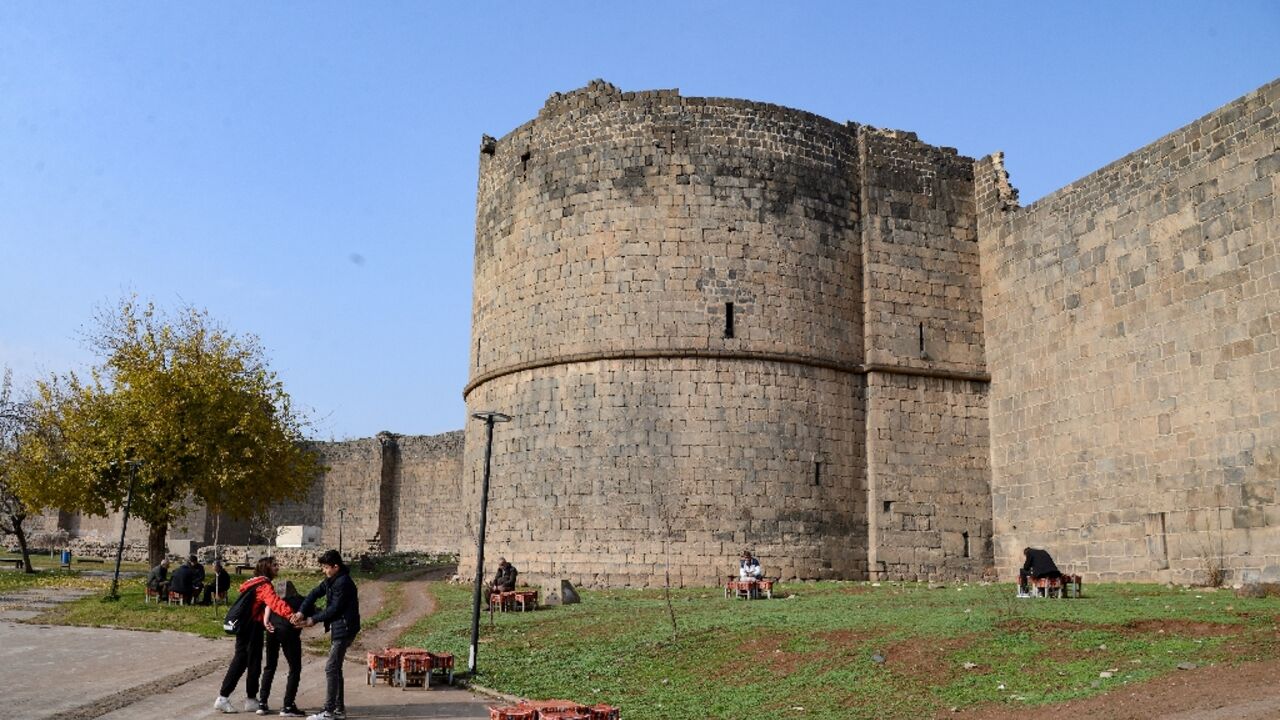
[{"x1": 462, "y1": 349, "x2": 990, "y2": 399}]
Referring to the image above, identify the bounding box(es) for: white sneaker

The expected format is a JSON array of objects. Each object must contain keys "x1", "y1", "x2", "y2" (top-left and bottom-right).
[
  {"x1": 214, "y1": 696, "x2": 239, "y2": 713},
  {"x1": 305, "y1": 712, "x2": 334, "y2": 720},
  {"x1": 1016, "y1": 591, "x2": 1032, "y2": 599},
  {"x1": 245, "y1": 699, "x2": 260, "y2": 713}
]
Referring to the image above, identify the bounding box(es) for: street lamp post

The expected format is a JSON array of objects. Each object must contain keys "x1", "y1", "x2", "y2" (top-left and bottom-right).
[
  {"x1": 109, "y1": 460, "x2": 143, "y2": 599},
  {"x1": 337, "y1": 508, "x2": 347, "y2": 556},
  {"x1": 468, "y1": 410, "x2": 511, "y2": 676}
]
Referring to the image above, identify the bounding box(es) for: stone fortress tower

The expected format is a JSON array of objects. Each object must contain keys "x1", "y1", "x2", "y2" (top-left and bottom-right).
[{"x1": 463, "y1": 80, "x2": 994, "y2": 587}]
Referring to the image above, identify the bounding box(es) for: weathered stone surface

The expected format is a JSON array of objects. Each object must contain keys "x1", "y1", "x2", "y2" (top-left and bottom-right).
[
  {"x1": 976, "y1": 77, "x2": 1280, "y2": 585},
  {"x1": 461, "y1": 80, "x2": 993, "y2": 588}
]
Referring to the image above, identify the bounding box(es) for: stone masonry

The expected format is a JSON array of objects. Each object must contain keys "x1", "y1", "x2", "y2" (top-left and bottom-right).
[
  {"x1": 976, "y1": 78, "x2": 1280, "y2": 584},
  {"x1": 462, "y1": 80, "x2": 993, "y2": 587},
  {"x1": 271, "y1": 431, "x2": 465, "y2": 555}
]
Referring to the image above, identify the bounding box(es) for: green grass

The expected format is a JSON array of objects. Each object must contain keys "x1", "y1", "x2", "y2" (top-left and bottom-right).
[
  {"x1": 11, "y1": 551, "x2": 449, "y2": 642},
  {"x1": 30, "y1": 569, "x2": 328, "y2": 639},
  {"x1": 399, "y1": 581, "x2": 1280, "y2": 719}
]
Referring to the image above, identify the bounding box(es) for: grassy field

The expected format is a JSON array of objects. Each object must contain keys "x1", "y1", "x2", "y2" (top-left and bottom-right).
[
  {"x1": 11, "y1": 552, "x2": 437, "y2": 640},
  {"x1": 400, "y1": 581, "x2": 1280, "y2": 719},
  {"x1": 23, "y1": 569, "x2": 327, "y2": 639}
]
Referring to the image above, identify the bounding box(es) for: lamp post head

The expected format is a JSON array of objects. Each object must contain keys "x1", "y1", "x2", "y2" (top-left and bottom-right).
[{"x1": 471, "y1": 411, "x2": 511, "y2": 423}]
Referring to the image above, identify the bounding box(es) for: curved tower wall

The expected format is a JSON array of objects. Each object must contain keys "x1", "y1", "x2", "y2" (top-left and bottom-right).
[{"x1": 464, "y1": 81, "x2": 869, "y2": 587}]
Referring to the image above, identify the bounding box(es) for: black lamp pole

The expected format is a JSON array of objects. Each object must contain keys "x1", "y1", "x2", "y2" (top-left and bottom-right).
[
  {"x1": 468, "y1": 410, "x2": 510, "y2": 676},
  {"x1": 109, "y1": 460, "x2": 142, "y2": 599},
  {"x1": 337, "y1": 507, "x2": 346, "y2": 555}
]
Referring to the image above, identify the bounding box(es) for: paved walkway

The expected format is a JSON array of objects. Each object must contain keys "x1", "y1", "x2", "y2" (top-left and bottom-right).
[{"x1": 0, "y1": 578, "x2": 495, "y2": 720}]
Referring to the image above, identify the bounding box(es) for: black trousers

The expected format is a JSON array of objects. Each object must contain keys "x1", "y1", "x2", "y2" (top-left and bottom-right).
[
  {"x1": 200, "y1": 585, "x2": 218, "y2": 604},
  {"x1": 219, "y1": 623, "x2": 265, "y2": 699},
  {"x1": 324, "y1": 635, "x2": 354, "y2": 712},
  {"x1": 259, "y1": 630, "x2": 302, "y2": 708}
]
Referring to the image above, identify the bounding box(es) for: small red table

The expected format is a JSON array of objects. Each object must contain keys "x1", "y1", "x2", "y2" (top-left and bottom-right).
[{"x1": 725, "y1": 578, "x2": 775, "y2": 599}]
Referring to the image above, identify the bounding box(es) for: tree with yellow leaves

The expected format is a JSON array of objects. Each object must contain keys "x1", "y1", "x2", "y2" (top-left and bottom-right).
[{"x1": 19, "y1": 297, "x2": 321, "y2": 566}]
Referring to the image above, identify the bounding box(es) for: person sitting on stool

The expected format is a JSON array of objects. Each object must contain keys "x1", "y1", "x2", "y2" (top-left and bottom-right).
[
  {"x1": 1018, "y1": 547, "x2": 1062, "y2": 597},
  {"x1": 168, "y1": 556, "x2": 204, "y2": 604},
  {"x1": 201, "y1": 560, "x2": 232, "y2": 605},
  {"x1": 146, "y1": 558, "x2": 170, "y2": 595},
  {"x1": 485, "y1": 558, "x2": 518, "y2": 610},
  {"x1": 739, "y1": 550, "x2": 763, "y2": 581}
]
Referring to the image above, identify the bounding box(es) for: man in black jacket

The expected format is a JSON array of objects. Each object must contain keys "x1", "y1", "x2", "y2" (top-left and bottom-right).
[
  {"x1": 168, "y1": 557, "x2": 203, "y2": 604},
  {"x1": 1018, "y1": 547, "x2": 1062, "y2": 597},
  {"x1": 485, "y1": 558, "x2": 518, "y2": 610},
  {"x1": 295, "y1": 550, "x2": 360, "y2": 720},
  {"x1": 201, "y1": 561, "x2": 232, "y2": 605}
]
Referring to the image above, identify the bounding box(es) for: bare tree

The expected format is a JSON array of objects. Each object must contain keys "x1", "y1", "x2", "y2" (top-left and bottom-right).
[{"x1": 248, "y1": 505, "x2": 285, "y2": 548}]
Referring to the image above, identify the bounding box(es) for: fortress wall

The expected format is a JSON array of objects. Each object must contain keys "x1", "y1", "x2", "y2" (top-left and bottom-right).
[
  {"x1": 388, "y1": 431, "x2": 465, "y2": 553},
  {"x1": 977, "y1": 79, "x2": 1280, "y2": 583},
  {"x1": 305, "y1": 438, "x2": 385, "y2": 551},
  {"x1": 464, "y1": 358, "x2": 866, "y2": 588},
  {"x1": 859, "y1": 130, "x2": 987, "y2": 374},
  {"x1": 470, "y1": 81, "x2": 864, "y2": 381},
  {"x1": 866, "y1": 374, "x2": 992, "y2": 580},
  {"x1": 859, "y1": 128, "x2": 994, "y2": 579},
  {"x1": 466, "y1": 81, "x2": 868, "y2": 587}
]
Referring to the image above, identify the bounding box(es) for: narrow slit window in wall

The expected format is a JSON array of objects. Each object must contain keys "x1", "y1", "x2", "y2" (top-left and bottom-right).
[
  {"x1": 520, "y1": 151, "x2": 531, "y2": 178},
  {"x1": 918, "y1": 322, "x2": 926, "y2": 357},
  {"x1": 813, "y1": 460, "x2": 821, "y2": 486},
  {"x1": 724, "y1": 302, "x2": 735, "y2": 338},
  {"x1": 962, "y1": 531, "x2": 971, "y2": 558},
  {"x1": 883, "y1": 500, "x2": 893, "y2": 513}
]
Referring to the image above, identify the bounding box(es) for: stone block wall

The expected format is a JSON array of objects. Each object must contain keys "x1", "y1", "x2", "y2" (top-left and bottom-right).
[
  {"x1": 388, "y1": 431, "x2": 465, "y2": 553},
  {"x1": 859, "y1": 127, "x2": 994, "y2": 579},
  {"x1": 464, "y1": 81, "x2": 872, "y2": 588},
  {"x1": 976, "y1": 79, "x2": 1280, "y2": 584},
  {"x1": 866, "y1": 375, "x2": 993, "y2": 579},
  {"x1": 460, "y1": 79, "x2": 998, "y2": 584},
  {"x1": 299, "y1": 437, "x2": 385, "y2": 551},
  {"x1": 464, "y1": 358, "x2": 866, "y2": 588},
  {"x1": 274, "y1": 432, "x2": 466, "y2": 556}
]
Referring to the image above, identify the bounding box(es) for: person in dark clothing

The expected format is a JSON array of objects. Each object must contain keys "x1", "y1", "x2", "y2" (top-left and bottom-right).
[
  {"x1": 168, "y1": 556, "x2": 205, "y2": 604},
  {"x1": 257, "y1": 580, "x2": 305, "y2": 717},
  {"x1": 201, "y1": 561, "x2": 233, "y2": 605},
  {"x1": 295, "y1": 549, "x2": 361, "y2": 720},
  {"x1": 1018, "y1": 547, "x2": 1062, "y2": 596},
  {"x1": 214, "y1": 557, "x2": 297, "y2": 714},
  {"x1": 485, "y1": 557, "x2": 518, "y2": 610},
  {"x1": 491, "y1": 558, "x2": 518, "y2": 592},
  {"x1": 146, "y1": 558, "x2": 170, "y2": 594},
  {"x1": 190, "y1": 553, "x2": 206, "y2": 587}
]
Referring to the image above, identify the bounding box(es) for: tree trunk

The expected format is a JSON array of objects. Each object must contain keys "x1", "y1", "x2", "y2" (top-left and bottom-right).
[
  {"x1": 148, "y1": 522, "x2": 168, "y2": 567},
  {"x1": 10, "y1": 514, "x2": 33, "y2": 573}
]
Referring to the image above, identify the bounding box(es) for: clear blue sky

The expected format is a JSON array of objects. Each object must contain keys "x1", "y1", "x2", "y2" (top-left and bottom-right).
[{"x1": 1, "y1": 2, "x2": 1276, "y2": 440}]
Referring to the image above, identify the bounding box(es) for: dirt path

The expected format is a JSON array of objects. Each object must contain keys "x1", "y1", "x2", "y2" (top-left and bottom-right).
[
  {"x1": 942, "y1": 657, "x2": 1280, "y2": 720},
  {"x1": 349, "y1": 564, "x2": 450, "y2": 655}
]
